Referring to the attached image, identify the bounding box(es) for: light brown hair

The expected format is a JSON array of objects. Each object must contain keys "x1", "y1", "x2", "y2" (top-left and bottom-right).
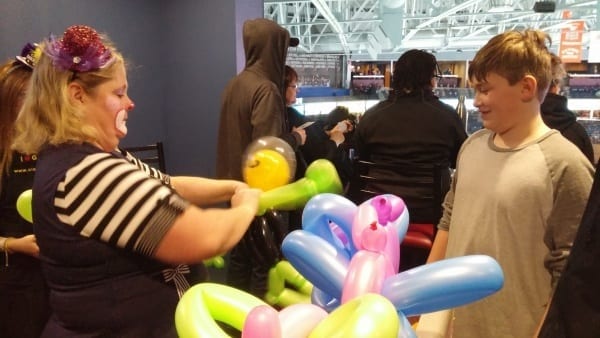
[
  {"x1": 469, "y1": 30, "x2": 553, "y2": 100},
  {"x1": 0, "y1": 61, "x2": 32, "y2": 182}
]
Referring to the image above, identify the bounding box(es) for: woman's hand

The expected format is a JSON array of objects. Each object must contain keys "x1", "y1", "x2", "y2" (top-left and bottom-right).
[
  {"x1": 328, "y1": 129, "x2": 345, "y2": 146},
  {"x1": 231, "y1": 187, "x2": 261, "y2": 215},
  {"x1": 333, "y1": 120, "x2": 354, "y2": 133},
  {"x1": 7, "y1": 234, "x2": 40, "y2": 258},
  {"x1": 292, "y1": 127, "x2": 307, "y2": 145}
]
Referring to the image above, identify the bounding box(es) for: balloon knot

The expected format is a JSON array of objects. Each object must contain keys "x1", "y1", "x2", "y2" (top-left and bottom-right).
[{"x1": 370, "y1": 221, "x2": 378, "y2": 230}]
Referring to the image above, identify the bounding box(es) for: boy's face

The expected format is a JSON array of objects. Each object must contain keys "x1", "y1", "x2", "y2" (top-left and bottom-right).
[{"x1": 471, "y1": 72, "x2": 525, "y2": 134}]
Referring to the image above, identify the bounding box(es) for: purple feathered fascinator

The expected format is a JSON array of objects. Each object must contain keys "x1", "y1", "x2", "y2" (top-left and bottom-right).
[{"x1": 44, "y1": 25, "x2": 113, "y2": 72}]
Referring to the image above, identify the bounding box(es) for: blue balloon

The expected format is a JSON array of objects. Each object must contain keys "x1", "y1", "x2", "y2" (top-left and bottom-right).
[
  {"x1": 310, "y1": 287, "x2": 340, "y2": 313},
  {"x1": 302, "y1": 193, "x2": 358, "y2": 257},
  {"x1": 282, "y1": 230, "x2": 349, "y2": 300},
  {"x1": 398, "y1": 311, "x2": 417, "y2": 338},
  {"x1": 381, "y1": 255, "x2": 504, "y2": 316}
]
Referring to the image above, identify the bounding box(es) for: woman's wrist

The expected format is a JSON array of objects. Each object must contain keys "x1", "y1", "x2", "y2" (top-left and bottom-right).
[
  {"x1": 0, "y1": 237, "x2": 12, "y2": 252},
  {"x1": 1, "y1": 237, "x2": 14, "y2": 267}
]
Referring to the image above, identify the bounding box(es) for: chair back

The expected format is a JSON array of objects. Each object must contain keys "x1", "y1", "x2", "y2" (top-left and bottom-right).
[
  {"x1": 347, "y1": 160, "x2": 449, "y2": 224},
  {"x1": 122, "y1": 142, "x2": 166, "y2": 172}
]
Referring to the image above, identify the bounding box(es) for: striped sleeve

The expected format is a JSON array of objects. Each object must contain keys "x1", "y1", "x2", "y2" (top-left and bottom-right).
[
  {"x1": 120, "y1": 149, "x2": 171, "y2": 186},
  {"x1": 55, "y1": 152, "x2": 189, "y2": 256}
]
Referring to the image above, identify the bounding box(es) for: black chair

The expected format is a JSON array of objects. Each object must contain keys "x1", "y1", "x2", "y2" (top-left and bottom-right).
[
  {"x1": 346, "y1": 160, "x2": 450, "y2": 270},
  {"x1": 122, "y1": 141, "x2": 166, "y2": 172}
]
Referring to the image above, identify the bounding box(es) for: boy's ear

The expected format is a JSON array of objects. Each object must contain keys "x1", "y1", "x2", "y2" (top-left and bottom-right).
[
  {"x1": 67, "y1": 82, "x2": 85, "y2": 105},
  {"x1": 520, "y1": 75, "x2": 538, "y2": 102}
]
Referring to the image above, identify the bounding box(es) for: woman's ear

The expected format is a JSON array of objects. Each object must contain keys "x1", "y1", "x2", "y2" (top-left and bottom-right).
[{"x1": 67, "y1": 82, "x2": 85, "y2": 105}]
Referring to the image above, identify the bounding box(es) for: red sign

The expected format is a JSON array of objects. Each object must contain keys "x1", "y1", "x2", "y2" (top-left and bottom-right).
[{"x1": 559, "y1": 20, "x2": 584, "y2": 63}]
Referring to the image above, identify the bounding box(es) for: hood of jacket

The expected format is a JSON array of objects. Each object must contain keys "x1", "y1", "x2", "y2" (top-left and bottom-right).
[
  {"x1": 243, "y1": 18, "x2": 291, "y2": 90},
  {"x1": 541, "y1": 93, "x2": 577, "y2": 131}
]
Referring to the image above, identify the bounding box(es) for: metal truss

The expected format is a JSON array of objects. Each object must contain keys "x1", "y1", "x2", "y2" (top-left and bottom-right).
[{"x1": 265, "y1": 0, "x2": 598, "y2": 60}]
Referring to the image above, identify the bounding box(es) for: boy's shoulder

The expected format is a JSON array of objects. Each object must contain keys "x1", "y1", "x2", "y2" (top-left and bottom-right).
[
  {"x1": 539, "y1": 131, "x2": 594, "y2": 167},
  {"x1": 461, "y1": 128, "x2": 492, "y2": 148}
]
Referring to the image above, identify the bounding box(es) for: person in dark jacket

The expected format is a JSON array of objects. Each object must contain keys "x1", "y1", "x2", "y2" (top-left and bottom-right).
[
  {"x1": 284, "y1": 65, "x2": 352, "y2": 230},
  {"x1": 216, "y1": 19, "x2": 303, "y2": 181},
  {"x1": 352, "y1": 49, "x2": 468, "y2": 271},
  {"x1": 284, "y1": 66, "x2": 352, "y2": 180},
  {"x1": 537, "y1": 156, "x2": 600, "y2": 338},
  {"x1": 0, "y1": 42, "x2": 50, "y2": 338},
  {"x1": 541, "y1": 53, "x2": 594, "y2": 164},
  {"x1": 216, "y1": 19, "x2": 302, "y2": 298}
]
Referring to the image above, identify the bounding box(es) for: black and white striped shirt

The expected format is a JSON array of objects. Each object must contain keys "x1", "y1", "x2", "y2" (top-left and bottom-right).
[{"x1": 54, "y1": 150, "x2": 188, "y2": 256}]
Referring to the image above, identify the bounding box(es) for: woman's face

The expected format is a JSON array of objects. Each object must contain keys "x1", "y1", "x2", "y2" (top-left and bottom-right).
[
  {"x1": 83, "y1": 63, "x2": 134, "y2": 151},
  {"x1": 285, "y1": 77, "x2": 299, "y2": 106}
]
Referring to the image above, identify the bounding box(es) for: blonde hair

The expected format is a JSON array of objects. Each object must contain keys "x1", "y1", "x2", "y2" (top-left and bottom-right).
[
  {"x1": 468, "y1": 30, "x2": 552, "y2": 100},
  {"x1": 13, "y1": 38, "x2": 124, "y2": 155}
]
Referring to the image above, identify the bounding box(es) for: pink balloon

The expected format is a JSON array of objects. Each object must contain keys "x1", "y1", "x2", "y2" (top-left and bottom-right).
[
  {"x1": 243, "y1": 303, "x2": 328, "y2": 338},
  {"x1": 279, "y1": 304, "x2": 328, "y2": 338},
  {"x1": 352, "y1": 195, "x2": 407, "y2": 272},
  {"x1": 371, "y1": 195, "x2": 393, "y2": 224},
  {"x1": 361, "y1": 223, "x2": 387, "y2": 252},
  {"x1": 341, "y1": 251, "x2": 392, "y2": 303},
  {"x1": 242, "y1": 305, "x2": 281, "y2": 338}
]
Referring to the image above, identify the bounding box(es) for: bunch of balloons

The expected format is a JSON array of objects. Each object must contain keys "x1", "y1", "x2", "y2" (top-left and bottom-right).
[
  {"x1": 282, "y1": 193, "x2": 505, "y2": 336},
  {"x1": 233, "y1": 137, "x2": 344, "y2": 288},
  {"x1": 175, "y1": 193, "x2": 504, "y2": 337},
  {"x1": 175, "y1": 283, "x2": 400, "y2": 337}
]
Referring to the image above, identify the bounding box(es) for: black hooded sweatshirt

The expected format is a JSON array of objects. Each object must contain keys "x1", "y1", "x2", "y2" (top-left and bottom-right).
[
  {"x1": 216, "y1": 18, "x2": 300, "y2": 180},
  {"x1": 541, "y1": 93, "x2": 594, "y2": 164}
]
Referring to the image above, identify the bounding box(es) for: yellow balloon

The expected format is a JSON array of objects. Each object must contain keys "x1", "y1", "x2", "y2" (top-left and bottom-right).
[
  {"x1": 309, "y1": 293, "x2": 399, "y2": 338},
  {"x1": 243, "y1": 149, "x2": 291, "y2": 191}
]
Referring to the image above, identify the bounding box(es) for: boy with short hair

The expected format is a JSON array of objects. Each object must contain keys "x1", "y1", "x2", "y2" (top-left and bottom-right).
[{"x1": 427, "y1": 30, "x2": 594, "y2": 337}]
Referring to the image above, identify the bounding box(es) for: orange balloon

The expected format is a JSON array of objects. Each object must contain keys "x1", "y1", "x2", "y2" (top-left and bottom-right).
[{"x1": 243, "y1": 149, "x2": 292, "y2": 191}]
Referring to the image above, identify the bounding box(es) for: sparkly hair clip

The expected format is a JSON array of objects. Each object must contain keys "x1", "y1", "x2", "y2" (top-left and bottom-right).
[
  {"x1": 44, "y1": 25, "x2": 113, "y2": 72},
  {"x1": 15, "y1": 42, "x2": 42, "y2": 69}
]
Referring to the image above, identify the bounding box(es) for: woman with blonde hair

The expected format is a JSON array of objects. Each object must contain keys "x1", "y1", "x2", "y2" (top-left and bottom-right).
[{"x1": 13, "y1": 25, "x2": 260, "y2": 337}]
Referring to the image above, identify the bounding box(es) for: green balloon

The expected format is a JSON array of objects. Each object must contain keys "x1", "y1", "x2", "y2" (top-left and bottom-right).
[
  {"x1": 175, "y1": 283, "x2": 267, "y2": 338},
  {"x1": 265, "y1": 260, "x2": 313, "y2": 307},
  {"x1": 203, "y1": 256, "x2": 225, "y2": 269},
  {"x1": 309, "y1": 293, "x2": 400, "y2": 337},
  {"x1": 16, "y1": 189, "x2": 33, "y2": 223},
  {"x1": 257, "y1": 159, "x2": 343, "y2": 215}
]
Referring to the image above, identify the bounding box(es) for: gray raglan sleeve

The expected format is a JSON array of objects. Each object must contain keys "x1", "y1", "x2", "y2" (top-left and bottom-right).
[{"x1": 543, "y1": 148, "x2": 594, "y2": 288}]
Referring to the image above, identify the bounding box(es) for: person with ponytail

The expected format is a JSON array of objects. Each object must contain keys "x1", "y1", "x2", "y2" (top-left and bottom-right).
[{"x1": 0, "y1": 42, "x2": 50, "y2": 338}]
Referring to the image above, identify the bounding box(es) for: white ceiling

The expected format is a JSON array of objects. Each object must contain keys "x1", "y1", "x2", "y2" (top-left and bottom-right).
[{"x1": 265, "y1": 0, "x2": 599, "y2": 61}]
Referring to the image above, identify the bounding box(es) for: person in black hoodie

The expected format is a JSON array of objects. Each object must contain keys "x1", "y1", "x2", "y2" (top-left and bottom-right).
[
  {"x1": 541, "y1": 53, "x2": 594, "y2": 164},
  {"x1": 217, "y1": 19, "x2": 303, "y2": 299}
]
